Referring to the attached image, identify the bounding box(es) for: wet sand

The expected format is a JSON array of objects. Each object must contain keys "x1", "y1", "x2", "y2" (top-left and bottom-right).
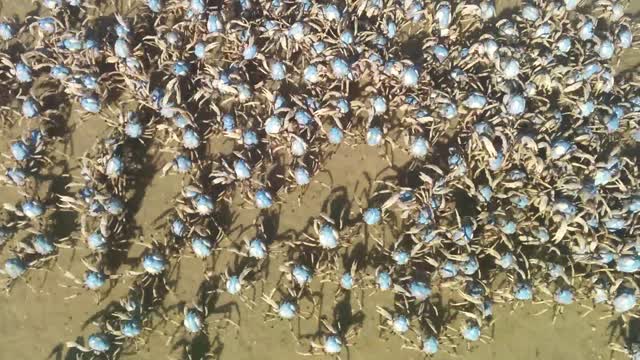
[{"x1": 0, "y1": 1, "x2": 639, "y2": 360}]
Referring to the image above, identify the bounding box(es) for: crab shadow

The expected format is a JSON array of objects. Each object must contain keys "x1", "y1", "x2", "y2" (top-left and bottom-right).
[
  {"x1": 168, "y1": 279, "x2": 238, "y2": 359},
  {"x1": 102, "y1": 142, "x2": 158, "y2": 273},
  {"x1": 80, "y1": 300, "x2": 121, "y2": 329},
  {"x1": 452, "y1": 187, "x2": 478, "y2": 219},
  {"x1": 320, "y1": 186, "x2": 353, "y2": 228},
  {"x1": 213, "y1": 197, "x2": 241, "y2": 241},
  {"x1": 297, "y1": 291, "x2": 364, "y2": 360},
  {"x1": 265, "y1": 154, "x2": 287, "y2": 194},
  {"x1": 260, "y1": 210, "x2": 281, "y2": 246},
  {"x1": 45, "y1": 159, "x2": 78, "y2": 241},
  {"x1": 342, "y1": 242, "x2": 367, "y2": 269},
  {"x1": 47, "y1": 342, "x2": 76, "y2": 360},
  {"x1": 200, "y1": 278, "x2": 242, "y2": 329},
  {"x1": 172, "y1": 333, "x2": 224, "y2": 360},
  {"x1": 625, "y1": 318, "x2": 640, "y2": 349},
  {"x1": 333, "y1": 291, "x2": 366, "y2": 335},
  {"x1": 608, "y1": 316, "x2": 640, "y2": 344},
  {"x1": 421, "y1": 292, "x2": 452, "y2": 335}
]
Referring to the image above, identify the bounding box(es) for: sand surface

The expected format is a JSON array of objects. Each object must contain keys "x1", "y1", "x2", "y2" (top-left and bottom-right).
[{"x1": 0, "y1": 1, "x2": 639, "y2": 360}]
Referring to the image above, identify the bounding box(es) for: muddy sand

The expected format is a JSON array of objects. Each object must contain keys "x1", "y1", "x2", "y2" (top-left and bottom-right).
[{"x1": 1, "y1": 1, "x2": 639, "y2": 360}]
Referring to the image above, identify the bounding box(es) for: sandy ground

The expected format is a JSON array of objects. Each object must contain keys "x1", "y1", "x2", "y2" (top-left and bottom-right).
[{"x1": 0, "y1": 1, "x2": 639, "y2": 360}]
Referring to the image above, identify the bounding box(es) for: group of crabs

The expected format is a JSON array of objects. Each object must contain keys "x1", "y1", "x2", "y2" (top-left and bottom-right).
[{"x1": 0, "y1": 0, "x2": 640, "y2": 358}]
